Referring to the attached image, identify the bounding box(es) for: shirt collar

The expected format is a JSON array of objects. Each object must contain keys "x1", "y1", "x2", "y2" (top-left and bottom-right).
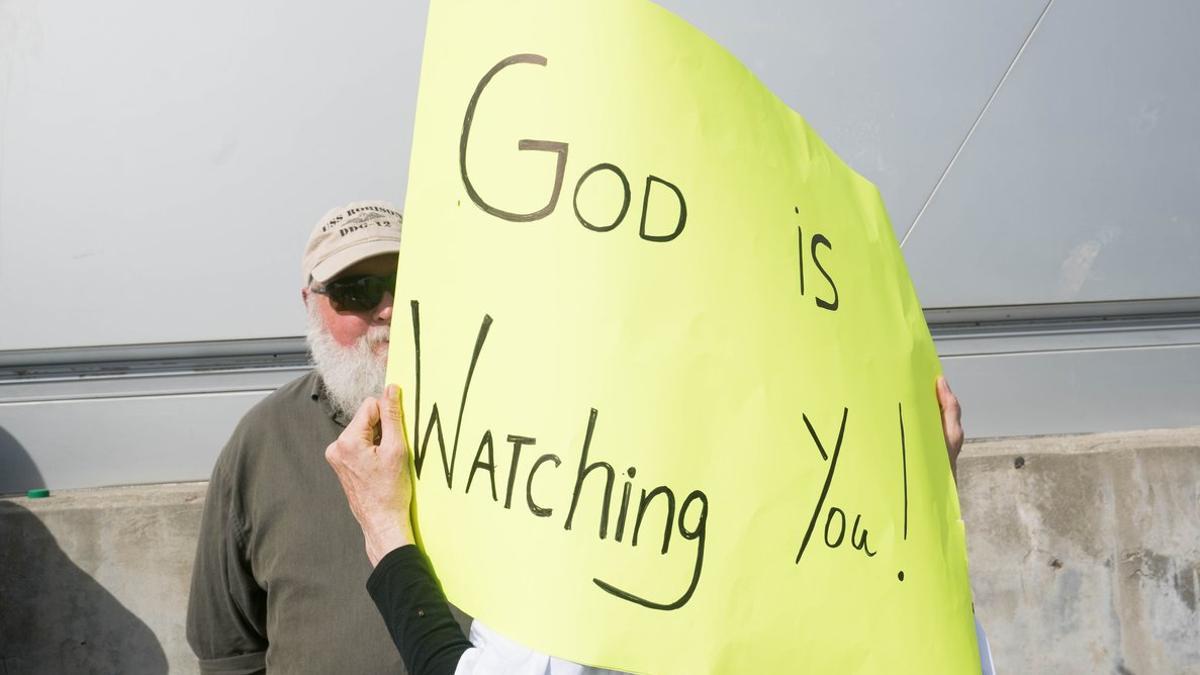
[{"x1": 308, "y1": 372, "x2": 351, "y2": 427}]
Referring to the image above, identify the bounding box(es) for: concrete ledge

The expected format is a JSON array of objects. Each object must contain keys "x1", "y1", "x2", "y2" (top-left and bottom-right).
[
  {"x1": 966, "y1": 425, "x2": 1200, "y2": 457},
  {"x1": 959, "y1": 427, "x2": 1200, "y2": 674},
  {"x1": 0, "y1": 483, "x2": 206, "y2": 675},
  {"x1": 2, "y1": 429, "x2": 1198, "y2": 674}
]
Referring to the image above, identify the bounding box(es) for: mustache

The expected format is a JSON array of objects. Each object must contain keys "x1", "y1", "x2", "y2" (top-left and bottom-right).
[{"x1": 363, "y1": 326, "x2": 390, "y2": 346}]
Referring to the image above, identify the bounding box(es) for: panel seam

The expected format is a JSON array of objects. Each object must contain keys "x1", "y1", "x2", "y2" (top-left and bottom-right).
[{"x1": 900, "y1": 0, "x2": 1057, "y2": 249}]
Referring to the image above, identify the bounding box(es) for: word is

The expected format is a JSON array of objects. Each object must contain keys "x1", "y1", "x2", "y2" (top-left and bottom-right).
[{"x1": 793, "y1": 206, "x2": 839, "y2": 311}]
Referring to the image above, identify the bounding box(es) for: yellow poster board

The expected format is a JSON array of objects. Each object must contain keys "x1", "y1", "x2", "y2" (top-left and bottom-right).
[{"x1": 386, "y1": 1, "x2": 980, "y2": 672}]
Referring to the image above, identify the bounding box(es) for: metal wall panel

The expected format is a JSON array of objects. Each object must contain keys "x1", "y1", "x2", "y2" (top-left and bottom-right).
[
  {"x1": 2, "y1": 0, "x2": 1198, "y2": 493},
  {"x1": 657, "y1": 0, "x2": 1050, "y2": 240},
  {"x1": 943, "y1": 344, "x2": 1200, "y2": 438},
  {"x1": 4, "y1": 319, "x2": 1197, "y2": 493},
  {"x1": 0, "y1": 0, "x2": 428, "y2": 351},
  {"x1": 0, "y1": 391, "x2": 272, "y2": 494},
  {"x1": 904, "y1": 0, "x2": 1200, "y2": 307}
]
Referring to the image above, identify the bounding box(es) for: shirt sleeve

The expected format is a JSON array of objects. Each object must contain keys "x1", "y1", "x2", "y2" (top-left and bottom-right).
[
  {"x1": 186, "y1": 444, "x2": 268, "y2": 675},
  {"x1": 366, "y1": 545, "x2": 472, "y2": 675},
  {"x1": 975, "y1": 615, "x2": 996, "y2": 675}
]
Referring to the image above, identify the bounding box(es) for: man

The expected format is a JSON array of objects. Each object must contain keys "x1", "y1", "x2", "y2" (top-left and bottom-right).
[{"x1": 187, "y1": 201, "x2": 424, "y2": 674}]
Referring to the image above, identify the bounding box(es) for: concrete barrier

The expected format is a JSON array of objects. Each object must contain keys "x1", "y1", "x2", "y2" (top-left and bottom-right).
[
  {"x1": 2, "y1": 427, "x2": 1197, "y2": 674},
  {"x1": 961, "y1": 428, "x2": 1200, "y2": 674},
  {"x1": 0, "y1": 484, "x2": 200, "y2": 674}
]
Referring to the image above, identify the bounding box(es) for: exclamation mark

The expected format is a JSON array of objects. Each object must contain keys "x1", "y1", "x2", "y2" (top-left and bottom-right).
[{"x1": 898, "y1": 401, "x2": 908, "y2": 582}]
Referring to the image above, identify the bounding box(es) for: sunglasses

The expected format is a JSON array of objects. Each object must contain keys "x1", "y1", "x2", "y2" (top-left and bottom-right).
[{"x1": 311, "y1": 272, "x2": 397, "y2": 312}]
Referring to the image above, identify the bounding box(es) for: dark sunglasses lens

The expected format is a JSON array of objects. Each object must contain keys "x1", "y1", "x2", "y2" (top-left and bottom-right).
[{"x1": 328, "y1": 275, "x2": 393, "y2": 311}]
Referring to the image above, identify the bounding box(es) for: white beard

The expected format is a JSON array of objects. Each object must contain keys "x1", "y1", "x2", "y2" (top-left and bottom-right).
[{"x1": 306, "y1": 301, "x2": 389, "y2": 417}]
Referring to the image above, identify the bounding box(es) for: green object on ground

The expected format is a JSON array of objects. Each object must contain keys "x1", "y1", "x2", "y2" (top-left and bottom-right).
[{"x1": 26, "y1": 488, "x2": 50, "y2": 499}]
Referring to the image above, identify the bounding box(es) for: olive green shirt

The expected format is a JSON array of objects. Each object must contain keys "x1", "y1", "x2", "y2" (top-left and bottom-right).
[{"x1": 186, "y1": 372, "x2": 407, "y2": 674}]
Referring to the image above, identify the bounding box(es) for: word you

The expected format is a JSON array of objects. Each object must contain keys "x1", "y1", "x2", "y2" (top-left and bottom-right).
[{"x1": 793, "y1": 404, "x2": 913, "y2": 583}]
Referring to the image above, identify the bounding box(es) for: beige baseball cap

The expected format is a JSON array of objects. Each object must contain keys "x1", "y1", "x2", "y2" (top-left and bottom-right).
[{"x1": 302, "y1": 201, "x2": 403, "y2": 286}]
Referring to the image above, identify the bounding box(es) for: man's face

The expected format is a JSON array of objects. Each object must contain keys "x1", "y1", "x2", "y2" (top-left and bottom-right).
[
  {"x1": 306, "y1": 253, "x2": 397, "y2": 356},
  {"x1": 304, "y1": 253, "x2": 398, "y2": 416}
]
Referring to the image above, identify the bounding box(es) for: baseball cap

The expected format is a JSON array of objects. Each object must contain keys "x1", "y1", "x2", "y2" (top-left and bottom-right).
[{"x1": 302, "y1": 201, "x2": 403, "y2": 286}]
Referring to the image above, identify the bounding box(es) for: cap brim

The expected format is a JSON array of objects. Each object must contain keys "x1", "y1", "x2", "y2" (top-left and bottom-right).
[{"x1": 310, "y1": 239, "x2": 401, "y2": 284}]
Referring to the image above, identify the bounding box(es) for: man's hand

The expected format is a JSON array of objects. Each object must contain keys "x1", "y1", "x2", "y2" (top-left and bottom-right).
[
  {"x1": 936, "y1": 376, "x2": 964, "y2": 481},
  {"x1": 325, "y1": 384, "x2": 415, "y2": 566}
]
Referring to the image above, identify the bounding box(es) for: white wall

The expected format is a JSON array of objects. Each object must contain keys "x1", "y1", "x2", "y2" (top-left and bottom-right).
[
  {"x1": 2, "y1": 0, "x2": 1197, "y2": 492},
  {"x1": 0, "y1": 0, "x2": 427, "y2": 351}
]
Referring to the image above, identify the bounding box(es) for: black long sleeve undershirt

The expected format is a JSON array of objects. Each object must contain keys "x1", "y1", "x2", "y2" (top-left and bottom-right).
[{"x1": 366, "y1": 545, "x2": 472, "y2": 675}]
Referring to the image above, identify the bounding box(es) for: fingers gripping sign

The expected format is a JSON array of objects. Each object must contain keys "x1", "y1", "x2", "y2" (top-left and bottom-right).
[
  {"x1": 325, "y1": 385, "x2": 416, "y2": 566},
  {"x1": 379, "y1": 385, "x2": 400, "y2": 449},
  {"x1": 935, "y1": 376, "x2": 964, "y2": 480}
]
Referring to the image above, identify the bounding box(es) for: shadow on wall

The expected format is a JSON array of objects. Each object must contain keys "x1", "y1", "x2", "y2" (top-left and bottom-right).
[
  {"x1": 0, "y1": 428, "x2": 168, "y2": 674},
  {"x1": 0, "y1": 425, "x2": 46, "y2": 496}
]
